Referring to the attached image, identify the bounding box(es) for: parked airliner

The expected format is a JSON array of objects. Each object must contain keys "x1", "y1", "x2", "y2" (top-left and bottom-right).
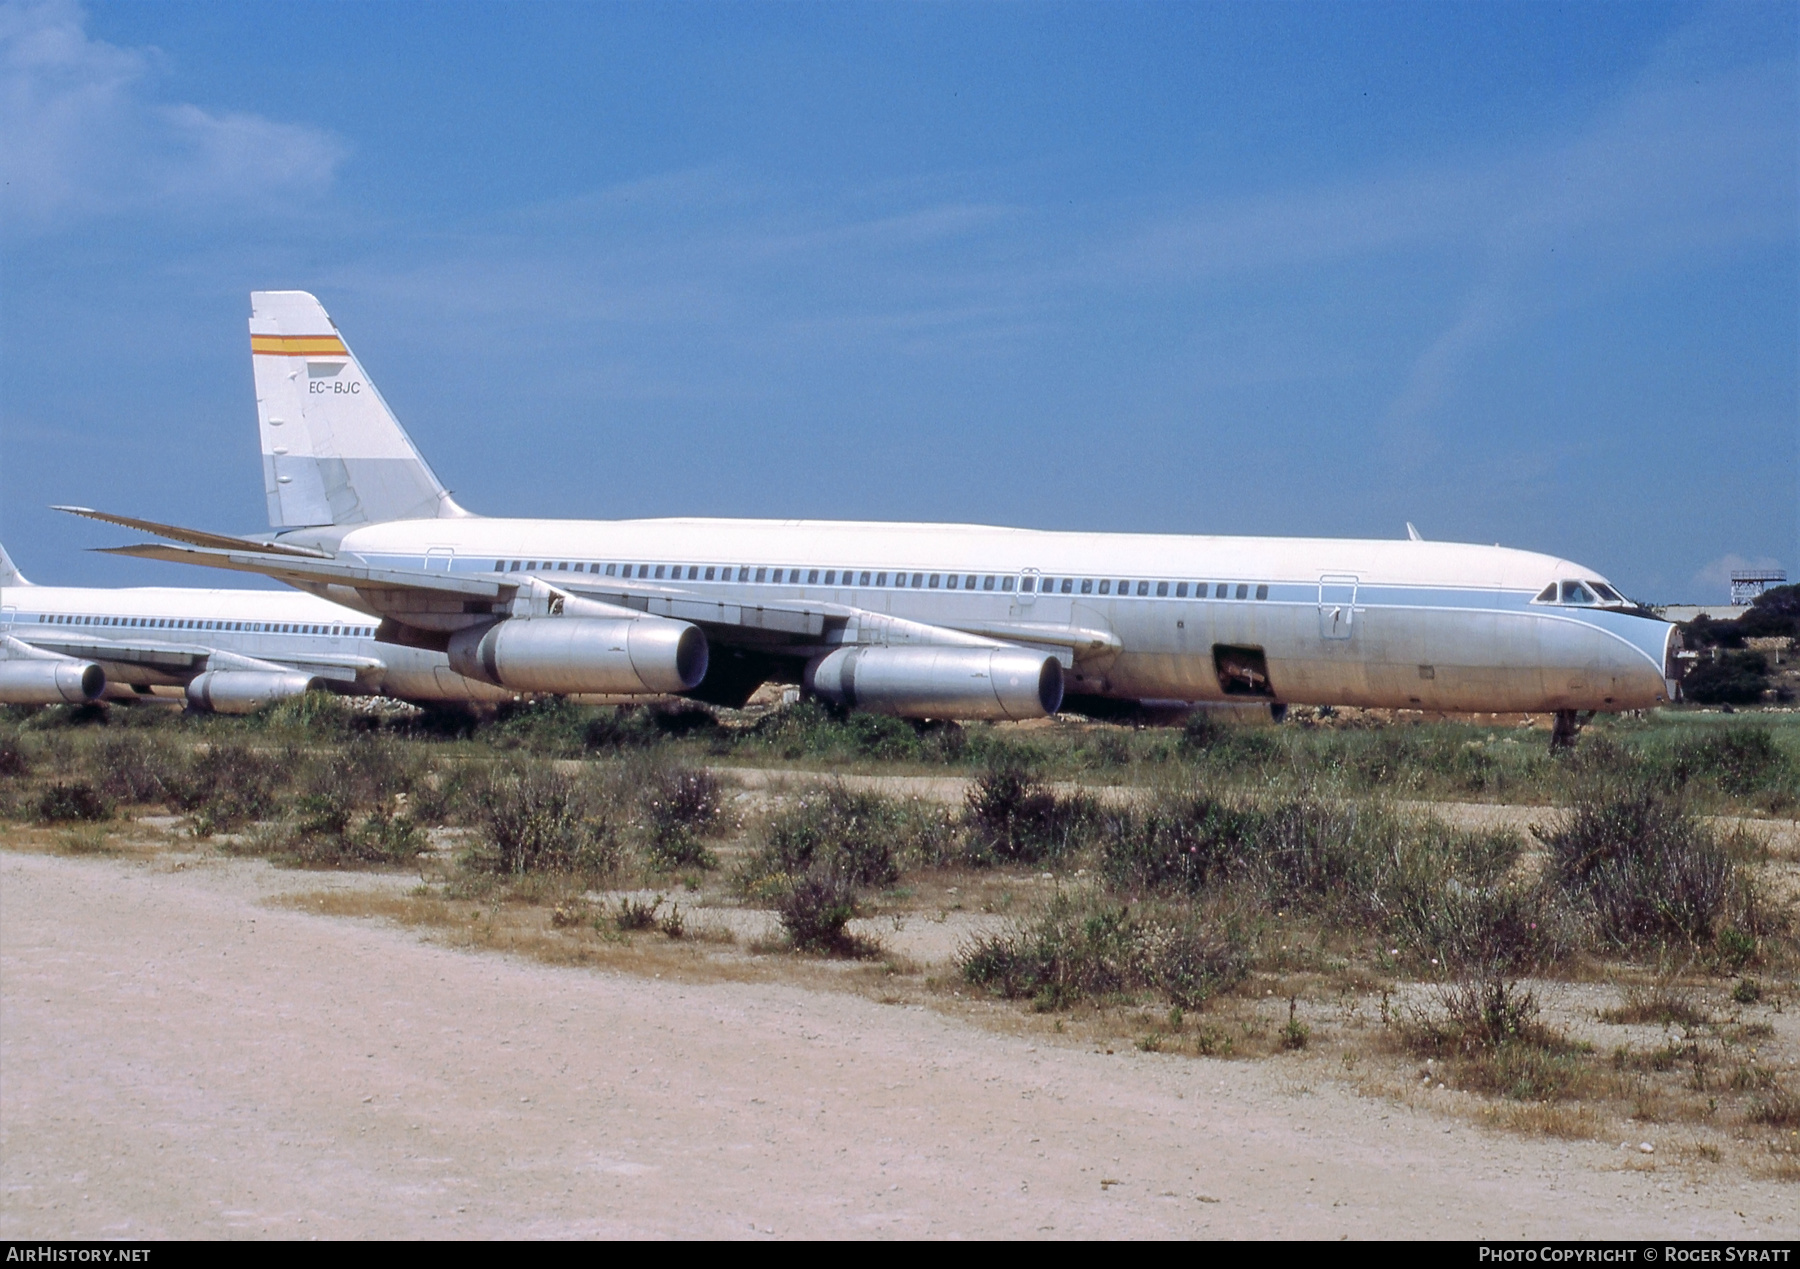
[
  {"x1": 62, "y1": 291, "x2": 1680, "y2": 744},
  {"x1": 0, "y1": 544, "x2": 507, "y2": 711}
]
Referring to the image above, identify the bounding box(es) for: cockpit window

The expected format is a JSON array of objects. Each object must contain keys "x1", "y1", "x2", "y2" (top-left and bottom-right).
[
  {"x1": 1559, "y1": 581, "x2": 1595, "y2": 605},
  {"x1": 1589, "y1": 581, "x2": 1622, "y2": 603}
]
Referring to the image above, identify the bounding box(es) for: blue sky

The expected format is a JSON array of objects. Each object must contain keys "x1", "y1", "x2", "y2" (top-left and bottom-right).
[{"x1": 2, "y1": 0, "x2": 1793, "y2": 601}]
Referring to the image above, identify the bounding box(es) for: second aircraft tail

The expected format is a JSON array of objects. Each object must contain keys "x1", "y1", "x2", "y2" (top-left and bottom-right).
[{"x1": 250, "y1": 291, "x2": 468, "y2": 529}]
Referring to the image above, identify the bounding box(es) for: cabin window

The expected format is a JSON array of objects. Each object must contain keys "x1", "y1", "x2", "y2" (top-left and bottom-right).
[
  {"x1": 1175, "y1": 582, "x2": 1188, "y2": 598},
  {"x1": 982, "y1": 576, "x2": 995, "y2": 591},
  {"x1": 1256, "y1": 584, "x2": 1269, "y2": 600},
  {"x1": 1233, "y1": 583, "x2": 1247, "y2": 599},
  {"x1": 800, "y1": 569, "x2": 814, "y2": 584},
  {"x1": 556, "y1": 561, "x2": 568, "y2": 571},
  {"x1": 702, "y1": 566, "x2": 715, "y2": 581},
  {"x1": 682, "y1": 566, "x2": 694, "y2": 580},
  {"x1": 1098, "y1": 580, "x2": 1112, "y2": 595},
  {"x1": 1153, "y1": 581, "x2": 1167, "y2": 597},
  {"x1": 855, "y1": 571, "x2": 868, "y2": 586},
  {"x1": 1136, "y1": 581, "x2": 1150, "y2": 596},
  {"x1": 1055, "y1": 578, "x2": 1068, "y2": 594},
  {"x1": 822, "y1": 570, "x2": 836, "y2": 585},
  {"x1": 1021, "y1": 577, "x2": 1035, "y2": 593},
  {"x1": 922, "y1": 573, "x2": 936, "y2": 588},
  {"x1": 946, "y1": 574, "x2": 958, "y2": 589},
  {"x1": 1002, "y1": 577, "x2": 1015, "y2": 592}
]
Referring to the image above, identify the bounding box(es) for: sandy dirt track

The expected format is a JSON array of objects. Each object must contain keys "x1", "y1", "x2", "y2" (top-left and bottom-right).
[{"x1": 3, "y1": 851, "x2": 1794, "y2": 1239}]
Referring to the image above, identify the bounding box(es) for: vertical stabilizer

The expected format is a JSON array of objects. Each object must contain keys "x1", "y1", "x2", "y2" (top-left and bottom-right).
[
  {"x1": 0, "y1": 543, "x2": 30, "y2": 587},
  {"x1": 250, "y1": 291, "x2": 469, "y2": 528}
]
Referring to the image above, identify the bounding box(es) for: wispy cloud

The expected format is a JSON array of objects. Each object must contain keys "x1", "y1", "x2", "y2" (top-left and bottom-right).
[{"x1": 0, "y1": 0, "x2": 346, "y2": 230}]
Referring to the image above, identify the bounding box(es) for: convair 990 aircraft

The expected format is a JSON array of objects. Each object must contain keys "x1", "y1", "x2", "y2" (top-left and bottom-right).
[
  {"x1": 62, "y1": 291, "x2": 1680, "y2": 745},
  {"x1": 0, "y1": 544, "x2": 507, "y2": 711}
]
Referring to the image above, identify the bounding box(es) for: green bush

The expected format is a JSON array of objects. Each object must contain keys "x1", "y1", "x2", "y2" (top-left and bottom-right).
[
  {"x1": 584, "y1": 703, "x2": 720, "y2": 750},
  {"x1": 961, "y1": 890, "x2": 1250, "y2": 1010},
  {"x1": 90, "y1": 731, "x2": 183, "y2": 805},
  {"x1": 167, "y1": 741, "x2": 281, "y2": 835},
  {"x1": 262, "y1": 689, "x2": 356, "y2": 735},
  {"x1": 36, "y1": 781, "x2": 112, "y2": 822},
  {"x1": 1667, "y1": 727, "x2": 1788, "y2": 797},
  {"x1": 471, "y1": 763, "x2": 621, "y2": 875},
  {"x1": 637, "y1": 762, "x2": 723, "y2": 869},
  {"x1": 1095, "y1": 792, "x2": 1256, "y2": 894},
  {"x1": 963, "y1": 759, "x2": 1097, "y2": 864},
  {"x1": 1682, "y1": 652, "x2": 1771, "y2": 706},
  {"x1": 0, "y1": 733, "x2": 27, "y2": 777},
  {"x1": 746, "y1": 785, "x2": 907, "y2": 887},
  {"x1": 776, "y1": 870, "x2": 873, "y2": 956},
  {"x1": 1540, "y1": 783, "x2": 1760, "y2": 951}
]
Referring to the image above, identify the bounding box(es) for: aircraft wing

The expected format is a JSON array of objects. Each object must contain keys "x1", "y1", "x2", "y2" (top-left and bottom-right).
[{"x1": 13, "y1": 629, "x2": 387, "y2": 685}]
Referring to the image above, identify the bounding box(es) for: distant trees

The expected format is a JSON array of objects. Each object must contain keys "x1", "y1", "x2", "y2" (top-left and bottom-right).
[{"x1": 1678, "y1": 584, "x2": 1796, "y2": 705}]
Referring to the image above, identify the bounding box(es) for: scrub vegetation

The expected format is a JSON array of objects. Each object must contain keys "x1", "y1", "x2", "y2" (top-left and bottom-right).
[{"x1": 2, "y1": 693, "x2": 1796, "y2": 1170}]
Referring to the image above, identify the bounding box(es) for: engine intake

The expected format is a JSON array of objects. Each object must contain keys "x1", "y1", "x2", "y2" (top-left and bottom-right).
[
  {"x1": 0, "y1": 659, "x2": 105, "y2": 705},
  {"x1": 805, "y1": 646, "x2": 1063, "y2": 720},
  {"x1": 447, "y1": 617, "x2": 708, "y2": 696},
  {"x1": 185, "y1": 670, "x2": 322, "y2": 714}
]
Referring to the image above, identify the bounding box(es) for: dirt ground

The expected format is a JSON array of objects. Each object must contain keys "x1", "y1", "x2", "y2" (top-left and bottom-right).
[{"x1": 4, "y1": 848, "x2": 1796, "y2": 1239}]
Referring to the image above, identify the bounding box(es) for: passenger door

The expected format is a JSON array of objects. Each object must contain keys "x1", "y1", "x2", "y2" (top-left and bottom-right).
[
  {"x1": 1017, "y1": 568, "x2": 1041, "y2": 609},
  {"x1": 1318, "y1": 575, "x2": 1358, "y2": 641}
]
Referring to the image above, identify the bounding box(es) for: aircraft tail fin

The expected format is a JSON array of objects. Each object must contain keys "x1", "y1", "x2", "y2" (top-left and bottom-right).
[
  {"x1": 0, "y1": 543, "x2": 31, "y2": 587},
  {"x1": 250, "y1": 291, "x2": 470, "y2": 529}
]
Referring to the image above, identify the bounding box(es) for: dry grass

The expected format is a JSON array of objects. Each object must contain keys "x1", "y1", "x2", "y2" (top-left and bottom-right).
[
  {"x1": 1599, "y1": 981, "x2": 1713, "y2": 1028},
  {"x1": 1497, "y1": 1102, "x2": 1602, "y2": 1139}
]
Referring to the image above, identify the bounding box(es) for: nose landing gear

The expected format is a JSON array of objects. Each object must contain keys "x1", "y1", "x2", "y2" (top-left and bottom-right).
[{"x1": 1550, "y1": 709, "x2": 1594, "y2": 752}]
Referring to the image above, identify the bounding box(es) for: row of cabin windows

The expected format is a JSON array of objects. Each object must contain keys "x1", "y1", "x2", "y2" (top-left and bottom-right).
[
  {"x1": 492, "y1": 559, "x2": 1270, "y2": 601},
  {"x1": 33, "y1": 613, "x2": 377, "y2": 636}
]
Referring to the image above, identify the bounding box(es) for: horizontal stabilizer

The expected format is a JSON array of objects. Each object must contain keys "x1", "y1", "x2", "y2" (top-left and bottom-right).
[{"x1": 53, "y1": 506, "x2": 330, "y2": 558}]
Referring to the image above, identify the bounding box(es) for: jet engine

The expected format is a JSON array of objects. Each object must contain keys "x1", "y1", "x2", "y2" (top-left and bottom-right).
[
  {"x1": 185, "y1": 670, "x2": 322, "y2": 714},
  {"x1": 446, "y1": 617, "x2": 708, "y2": 696},
  {"x1": 805, "y1": 646, "x2": 1063, "y2": 720},
  {"x1": 0, "y1": 659, "x2": 106, "y2": 705}
]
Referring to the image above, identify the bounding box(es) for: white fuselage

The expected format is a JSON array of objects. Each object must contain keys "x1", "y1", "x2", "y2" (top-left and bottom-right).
[
  {"x1": 282, "y1": 516, "x2": 1678, "y2": 714},
  {"x1": 1, "y1": 583, "x2": 508, "y2": 703}
]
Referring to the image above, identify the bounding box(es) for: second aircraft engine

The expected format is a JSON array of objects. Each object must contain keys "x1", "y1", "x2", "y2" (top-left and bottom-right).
[
  {"x1": 185, "y1": 670, "x2": 323, "y2": 714},
  {"x1": 0, "y1": 659, "x2": 106, "y2": 705},
  {"x1": 805, "y1": 646, "x2": 1063, "y2": 720},
  {"x1": 446, "y1": 617, "x2": 708, "y2": 696}
]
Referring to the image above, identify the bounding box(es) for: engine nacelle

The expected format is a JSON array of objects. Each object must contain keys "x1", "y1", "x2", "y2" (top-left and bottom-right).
[
  {"x1": 446, "y1": 617, "x2": 708, "y2": 696},
  {"x1": 805, "y1": 646, "x2": 1063, "y2": 720},
  {"x1": 0, "y1": 659, "x2": 105, "y2": 705},
  {"x1": 185, "y1": 670, "x2": 322, "y2": 714}
]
